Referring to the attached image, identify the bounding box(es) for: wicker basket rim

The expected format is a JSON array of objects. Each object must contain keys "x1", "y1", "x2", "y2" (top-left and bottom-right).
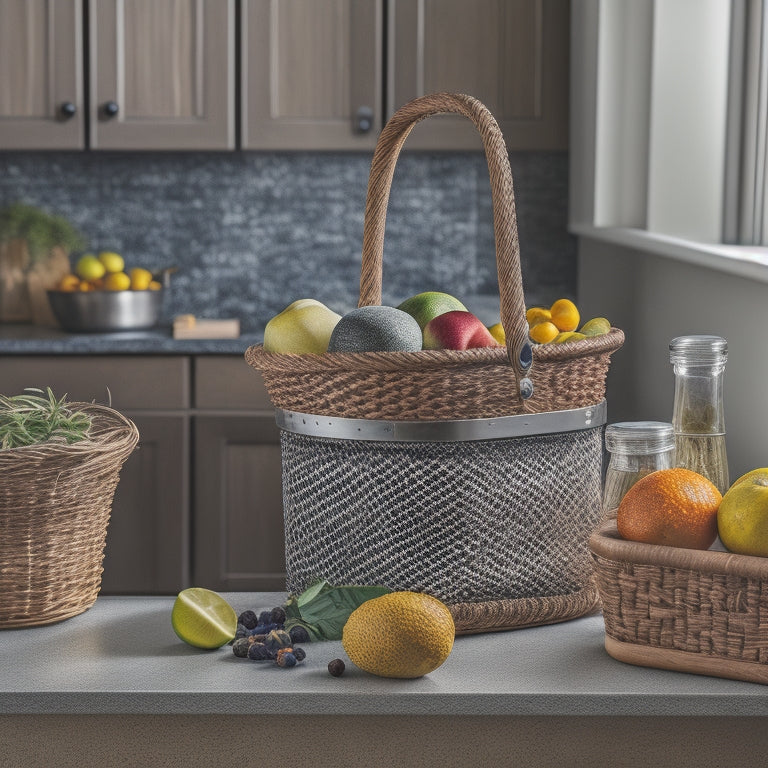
[
  {"x1": 589, "y1": 520, "x2": 768, "y2": 581},
  {"x1": 246, "y1": 327, "x2": 625, "y2": 373},
  {"x1": 0, "y1": 402, "x2": 139, "y2": 459}
]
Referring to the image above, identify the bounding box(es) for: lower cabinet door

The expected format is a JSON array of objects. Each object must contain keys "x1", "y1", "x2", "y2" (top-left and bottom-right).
[
  {"x1": 100, "y1": 415, "x2": 189, "y2": 594},
  {"x1": 193, "y1": 415, "x2": 285, "y2": 591}
]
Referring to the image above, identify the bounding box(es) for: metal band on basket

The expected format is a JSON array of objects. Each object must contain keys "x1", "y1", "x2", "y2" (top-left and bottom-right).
[{"x1": 276, "y1": 400, "x2": 607, "y2": 443}]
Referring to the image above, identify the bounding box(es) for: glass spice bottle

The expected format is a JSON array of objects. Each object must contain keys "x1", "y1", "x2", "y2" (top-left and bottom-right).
[
  {"x1": 602, "y1": 421, "x2": 676, "y2": 517},
  {"x1": 669, "y1": 335, "x2": 729, "y2": 495}
]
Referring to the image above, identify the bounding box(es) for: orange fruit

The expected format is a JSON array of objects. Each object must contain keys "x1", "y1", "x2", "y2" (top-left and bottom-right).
[
  {"x1": 57, "y1": 274, "x2": 81, "y2": 292},
  {"x1": 617, "y1": 467, "x2": 722, "y2": 550},
  {"x1": 550, "y1": 298, "x2": 580, "y2": 332},
  {"x1": 529, "y1": 321, "x2": 559, "y2": 344}
]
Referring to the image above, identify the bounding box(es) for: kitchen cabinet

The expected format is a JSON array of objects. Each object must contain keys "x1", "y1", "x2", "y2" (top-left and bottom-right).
[
  {"x1": 0, "y1": 0, "x2": 84, "y2": 149},
  {"x1": 0, "y1": 0, "x2": 235, "y2": 150},
  {"x1": 89, "y1": 0, "x2": 235, "y2": 150},
  {"x1": 0, "y1": 0, "x2": 566, "y2": 152},
  {"x1": 192, "y1": 357, "x2": 284, "y2": 591},
  {"x1": 241, "y1": 0, "x2": 383, "y2": 150},
  {"x1": 388, "y1": 0, "x2": 570, "y2": 150},
  {"x1": 0, "y1": 354, "x2": 283, "y2": 594}
]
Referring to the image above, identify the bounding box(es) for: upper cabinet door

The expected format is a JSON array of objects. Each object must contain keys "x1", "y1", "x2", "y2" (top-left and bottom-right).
[
  {"x1": 389, "y1": 0, "x2": 569, "y2": 151},
  {"x1": 0, "y1": 0, "x2": 83, "y2": 149},
  {"x1": 89, "y1": 0, "x2": 235, "y2": 150},
  {"x1": 241, "y1": 0, "x2": 382, "y2": 150}
]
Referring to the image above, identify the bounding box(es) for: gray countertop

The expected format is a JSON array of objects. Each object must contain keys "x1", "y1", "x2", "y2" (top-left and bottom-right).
[
  {"x1": 2, "y1": 593, "x2": 767, "y2": 717},
  {"x1": 0, "y1": 323, "x2": 262, "y2": 355}
]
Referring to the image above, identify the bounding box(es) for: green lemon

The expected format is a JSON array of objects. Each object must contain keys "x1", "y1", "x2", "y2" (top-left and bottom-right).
[
  {"x1": 171, "y1": 587, "x2": 237, "y2": 649},
  {"x1": 75, "y1": 254, "x2": 106, "y2": 281}
]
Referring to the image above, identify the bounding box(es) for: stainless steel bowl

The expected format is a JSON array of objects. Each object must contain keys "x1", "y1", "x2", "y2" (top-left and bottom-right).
[{"x1": 47, "y1": 289, "x2": 164, "y2": 332}]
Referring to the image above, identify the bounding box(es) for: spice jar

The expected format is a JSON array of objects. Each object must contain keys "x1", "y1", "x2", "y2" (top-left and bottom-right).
[
  {"x1": 669, "y1": 335, "x2": 729, "y2": 494},
  {"x1": 602, "y1": 421, "x2": 676, "y2": 516}
]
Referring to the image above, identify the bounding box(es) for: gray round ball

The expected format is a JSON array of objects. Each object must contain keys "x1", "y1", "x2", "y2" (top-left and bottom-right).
[{"x1": 327, "y1": 305, "x2": 423, "y2": 353}]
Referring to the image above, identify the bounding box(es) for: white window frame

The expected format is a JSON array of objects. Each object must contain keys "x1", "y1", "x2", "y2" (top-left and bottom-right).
[{"x1": 569, "y1": 0, "x2": 768, "y2": 282}]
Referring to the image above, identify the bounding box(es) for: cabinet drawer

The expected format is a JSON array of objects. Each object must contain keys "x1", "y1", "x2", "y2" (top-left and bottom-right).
[
  {"x1": 0, "y1": 356, "x2": 190, "y2": 410},
  {"x1": 194, "y1": 356, "x2": 271, "y2": 410}
]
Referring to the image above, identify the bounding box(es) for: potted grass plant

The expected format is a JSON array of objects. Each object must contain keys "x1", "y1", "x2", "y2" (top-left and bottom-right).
[{"x1": 0, "y1": 388, "x2": 139, "y2": 627}]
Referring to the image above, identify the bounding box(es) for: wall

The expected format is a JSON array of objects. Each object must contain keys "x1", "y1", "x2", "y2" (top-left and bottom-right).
[
  {"x1": 0, "y1": 151, "x2": 574, "y2": 332},
  {"x1": 578, "y1": 236, "x2": 768, "y2": 481}
]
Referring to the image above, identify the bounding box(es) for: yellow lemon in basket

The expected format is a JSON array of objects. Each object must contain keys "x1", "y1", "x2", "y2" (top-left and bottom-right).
[
  {"x1": 526, "y1": 306, "x2": 551, "y2": 326},
  {"x1": 342, "y1": 591, "x2": 455, "y2": 678},
  {"x1": 488, "y1": 322, "x2": 505, "y2": 345},
  {"x1": 549, "y1": 298, "x2": 580, "y2": 332},
  {"x1": 717, "y1": 470, "x2": 768, "y2": 557},
  {"x1": 529, "y1": 321, "x2": 559, "y2": 344}
]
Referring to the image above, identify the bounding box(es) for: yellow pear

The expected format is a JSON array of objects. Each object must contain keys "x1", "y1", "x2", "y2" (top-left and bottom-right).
[{"x1": 263, "y1": 299, "x2": 342, "y2": 354}]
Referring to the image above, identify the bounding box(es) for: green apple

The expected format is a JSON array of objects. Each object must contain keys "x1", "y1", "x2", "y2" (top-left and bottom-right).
[
  {"x1": 263, "y1": 299, "x2": 342, "y2": 354},
  {"x1": 397, "y1": 291, "x2": 467, "y2": 330}
]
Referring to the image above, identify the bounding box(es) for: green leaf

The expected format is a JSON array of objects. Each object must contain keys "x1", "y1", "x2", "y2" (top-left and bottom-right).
[
  {"x1": 296, "y1": 579, "x2": 332, "y2": 609},
  {"x1": 292, "y1": 583, "x2": 392, "y2": 641}
]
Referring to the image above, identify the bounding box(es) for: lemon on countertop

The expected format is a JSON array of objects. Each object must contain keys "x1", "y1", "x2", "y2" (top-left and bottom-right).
[{"x1": 342, "y1": 591, "x2": 455, "y2": 678}]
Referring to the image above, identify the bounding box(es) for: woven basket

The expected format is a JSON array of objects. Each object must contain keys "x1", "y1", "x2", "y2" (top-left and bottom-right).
[
  {"x1": 590, "y1": 520, "x2": 768, "y2": 685},
  {"x1": 0, "y1": 404, "x2": 139, "y2": 628},
  {"x1": 245, "y1": 92, "x2": 624, "y2": 420},
  {"x1": 246, "y1": 92, "x2": 624, "y2": 634}
]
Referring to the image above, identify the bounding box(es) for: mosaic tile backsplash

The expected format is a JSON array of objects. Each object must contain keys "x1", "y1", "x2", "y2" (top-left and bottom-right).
[{"x1": 0, "y1": 151, "x2": 574, "y2": 333}]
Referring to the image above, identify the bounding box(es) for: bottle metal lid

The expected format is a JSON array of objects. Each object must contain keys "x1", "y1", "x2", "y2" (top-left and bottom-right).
[
  {"x1": 669, "y1": 335, "x2": 727, "y2": 364},
  {"x1": 605, "y1": 421, "x2": 675, "y2": 454}
]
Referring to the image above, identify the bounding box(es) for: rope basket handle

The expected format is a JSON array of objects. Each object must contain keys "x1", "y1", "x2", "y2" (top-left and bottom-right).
[{"x1": 358, "y1": 92, "x2": 533, "y2": 396}]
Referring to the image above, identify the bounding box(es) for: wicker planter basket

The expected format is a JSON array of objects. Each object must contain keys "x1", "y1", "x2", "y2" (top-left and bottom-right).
[
  {"x1": 590, "y1": 520, "x2": 768, "y2": 685},
  {"x1": 0, "y1": 404, "x2": 139, "y2": 628},
  {"x1": 246, "y1": 93, "x2": 624, "y2": 634}
]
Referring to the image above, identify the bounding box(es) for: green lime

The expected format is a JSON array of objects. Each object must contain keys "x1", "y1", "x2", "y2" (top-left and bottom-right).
[{"x1": 171, "y1": 587, "x2": 237, "y2": 649}]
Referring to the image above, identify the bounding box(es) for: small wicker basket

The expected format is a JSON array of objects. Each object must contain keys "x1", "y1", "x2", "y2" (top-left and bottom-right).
[
  {"x1": 0, "y1": 404, "x2": 139, "y2": 628},
  {"x1": 590, "y1": 520, "x2": 768, "y2": 685}
]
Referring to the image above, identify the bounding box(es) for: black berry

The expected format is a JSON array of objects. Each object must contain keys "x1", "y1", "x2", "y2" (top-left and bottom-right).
[
  {"x1": 328, "y1": 659, "x2": 345, "y2": 677},
  {"x1": 238, "y1": 610, "x2": 258, "y2": 630}
]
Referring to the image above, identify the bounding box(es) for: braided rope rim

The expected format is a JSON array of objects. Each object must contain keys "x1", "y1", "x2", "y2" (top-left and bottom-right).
[
  {"x1": 450, "y1": 586, "x2": 602, "y2": 635},
  {"x1": 246, "y1": 327, "x2": 625, "y2": 374}
]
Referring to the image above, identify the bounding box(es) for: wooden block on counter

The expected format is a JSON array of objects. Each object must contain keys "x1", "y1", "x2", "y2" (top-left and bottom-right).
[{"x1": 173, "y1": 316, "x2": 240, "y2": 339}]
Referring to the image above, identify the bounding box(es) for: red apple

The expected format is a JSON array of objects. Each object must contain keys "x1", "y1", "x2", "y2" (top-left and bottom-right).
[{"x1": 422, "y1": 310, "x2": 501, "y2": 350}]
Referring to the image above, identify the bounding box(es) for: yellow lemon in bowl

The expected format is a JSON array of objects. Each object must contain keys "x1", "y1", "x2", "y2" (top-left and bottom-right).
[
  {"x1": 98, "y1": 251, "x2": 125, "y2": 273},
  {"x1": 103, "y1": 271, "x2": 131, "y2": 291},
  {"x1": 130, "y1": 267, "x2": 153, "y2": 290}
]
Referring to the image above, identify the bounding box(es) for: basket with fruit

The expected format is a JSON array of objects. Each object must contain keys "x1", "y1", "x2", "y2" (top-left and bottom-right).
[
  {"x1": 590, "y1": 468, "x2": 768, "y2": 685},
  {"x1": 245, "y1": 93, "x2": 624, "y2": 634}
]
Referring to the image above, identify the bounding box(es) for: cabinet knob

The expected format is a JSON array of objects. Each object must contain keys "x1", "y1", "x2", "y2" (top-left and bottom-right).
[
  {"x1": 59, "y1": 101, "x2": 77, "y2": 119},
  {"x1": 102, "y1": 101, "x2": 120, "y2": 118},
  {"x1": 354, "y1": 106, "x2": 374, "y2": 134}
]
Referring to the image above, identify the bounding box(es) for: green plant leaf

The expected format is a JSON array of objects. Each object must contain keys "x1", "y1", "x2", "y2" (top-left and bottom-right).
[{"x1": 290, "y1": 582, "x2": 392, "y2": 641}]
